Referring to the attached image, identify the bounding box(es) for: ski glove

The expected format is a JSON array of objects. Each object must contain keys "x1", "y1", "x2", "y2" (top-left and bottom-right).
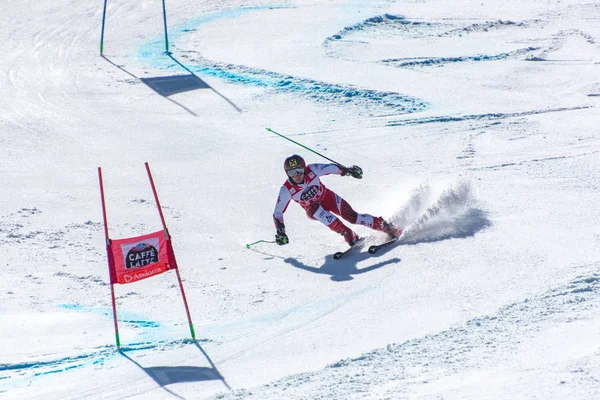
[
  {"x1": 342, "y1": 165, "x2": 363, "y2": 179},
  {"x1": 275, "y1": 227, "x2": 289, "y2": 246}
]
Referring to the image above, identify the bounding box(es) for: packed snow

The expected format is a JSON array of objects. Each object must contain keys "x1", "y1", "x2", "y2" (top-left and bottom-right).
[{"x1": 1, "y1": 0, "x2": 599, "y2": 399}]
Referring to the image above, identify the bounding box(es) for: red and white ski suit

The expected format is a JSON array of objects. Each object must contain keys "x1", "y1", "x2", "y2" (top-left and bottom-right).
[{"x1": 273, "y1": 163, "x2": 377, "y2": 234}]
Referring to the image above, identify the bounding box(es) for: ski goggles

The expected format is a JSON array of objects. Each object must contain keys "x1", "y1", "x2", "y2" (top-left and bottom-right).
[{"x1": 286, "y1": 167, "x2": 305, "y2": 177}]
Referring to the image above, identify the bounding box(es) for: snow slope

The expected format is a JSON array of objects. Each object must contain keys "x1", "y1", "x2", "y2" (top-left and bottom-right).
[{"x1": 1, "y1": 0, "x2": 599, "y2": 399}]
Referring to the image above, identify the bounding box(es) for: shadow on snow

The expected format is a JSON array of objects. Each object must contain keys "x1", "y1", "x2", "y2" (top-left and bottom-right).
[
  {"x1": 284, "y1": 252, "x2": 402, "y2": 282},
  {"x1": 119, "y1": 340, "x2": 231, "y2": 398},
  {"x1": 101, "y1": 53, "x2": 242, "y2": 116}
]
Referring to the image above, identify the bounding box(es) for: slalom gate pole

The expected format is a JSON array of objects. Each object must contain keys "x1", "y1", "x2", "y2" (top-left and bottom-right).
[
  {"x1": 144, "y1": 162, "x2": 196, "y2": 341},
  {"x1": 100, "y1": 0, "x2": 109, "y2": 54},
  {"x1": 98, "y1": 167, "x2": 121, "y2": 349},
  {"x1": 266, "y1": 128, "x2": 347, "y2": 168},
  {"x1": 109, "y1": 285, "x2": 121, "y2": 349},
  {"x1": 144, "y1": 162, "x2": 168, "y2": 231},
  {"x1": 175, "y1": 269, "x2": 196, "y2": 340},
  {"x1": 246, "y1": 239, "x2": 276, "y2": 248},
  {"x1": 161, "y1": 0, "x2": 169, "y2": 53}
]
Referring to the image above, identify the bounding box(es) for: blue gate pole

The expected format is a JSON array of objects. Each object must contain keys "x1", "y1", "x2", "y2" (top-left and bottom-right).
[
  {"x1": 162, "y1": 0, "x2": 169, "y2": 53},
  {"x1": 100, "y1": 0, "x2": 109, "y2": 54}
]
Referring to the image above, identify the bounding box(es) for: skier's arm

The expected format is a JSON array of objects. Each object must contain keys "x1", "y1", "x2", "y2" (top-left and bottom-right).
[
  {"x1": 273, "y1": 187, "x2": 291, "y2": 245},
  {"x1": 311, "y1": 163, "x2": 362, "y2": 179},
  {"x1": 310, "y1": 163, "x2": 344, "y2": 176}
]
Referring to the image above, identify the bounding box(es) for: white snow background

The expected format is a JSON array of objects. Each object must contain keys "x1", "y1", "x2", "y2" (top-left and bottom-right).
[{"x1": 1, "y1": 0, "x2": 600, "y2": 399}]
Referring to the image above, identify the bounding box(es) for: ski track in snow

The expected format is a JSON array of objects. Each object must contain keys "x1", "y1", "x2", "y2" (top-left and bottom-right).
[
  {"x1": 177, "y1": 53, "x2": 428, "y2": 117},
  {"x1": 134, "y1": 6, "x2": 430, "y2": 117},
  {"x1": 209, "y1": 270, "x2": 600, "y2": 399},
  {"x1": 384, "y1": 106, "x2": 592, "y2": 128},
  {"x1": 0, "y1": 179, "x2": 487, "y2": 390},
  {"x1": 58, "y1": 304, "x2": 162, "y2": 328},
  {"x1": 130, "y1": 6, "x2": 597, "y2": 117},
  {"x1": 3, "y1": 0, "x2": 599, "y2": 398},
  {"x1": 324, "y1": 12, "x2": 598, "y2": 68},
  {"x1": 0, "y1": 299, "x2": 213, "y2": 392},
  {"x1": 324, "y1": 14, "x2": 544, "y2": 67},
  {"x1": 0, "y1": 339, "x2": 206, "y2": 392}
]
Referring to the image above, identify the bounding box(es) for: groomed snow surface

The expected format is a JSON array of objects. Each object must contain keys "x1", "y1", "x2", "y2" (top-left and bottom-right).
[{"x1": 1, "y1": 0, "x2": 599, "y2": 399}]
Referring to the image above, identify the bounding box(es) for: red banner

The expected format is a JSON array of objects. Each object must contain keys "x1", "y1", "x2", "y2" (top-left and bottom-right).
[{"x1": 107, "y1": 230, "x2": 177, "y2": 284}]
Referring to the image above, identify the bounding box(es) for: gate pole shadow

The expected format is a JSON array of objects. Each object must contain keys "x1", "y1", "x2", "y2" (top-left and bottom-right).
[
  {"x1": 102, "y1": 55, "x2": 199, "y2": 116},
  {"x1": 119, "y1": 340, "x2": 230, "y2": 398}
]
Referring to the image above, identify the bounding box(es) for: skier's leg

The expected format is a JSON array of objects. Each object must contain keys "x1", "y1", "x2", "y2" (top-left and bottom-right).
[
  {"x1": 306, "y1": 204, "x2": 360, "y2": 245},
  {"x1": 326, "y1": 191, "x2": 403, "y2": 238},
  {"x1": 372, "y1": 216, "x2": 403, "y2": 238},
  {"x1": 328, "y1": 191, "x2": 377, "y2": 227}
]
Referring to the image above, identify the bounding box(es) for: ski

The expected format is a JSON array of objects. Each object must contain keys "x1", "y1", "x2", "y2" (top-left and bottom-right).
[
  {"x1": 368, "y1": 237, "x2": 399, "y2": 255},
  {"x1": 333, "y1": 238, "x2": 365, "y2": 260}
]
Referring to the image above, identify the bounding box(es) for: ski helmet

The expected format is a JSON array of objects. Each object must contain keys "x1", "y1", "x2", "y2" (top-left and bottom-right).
[{"x1": 283, "y1": 154, "x2": 306, "y2": 177}]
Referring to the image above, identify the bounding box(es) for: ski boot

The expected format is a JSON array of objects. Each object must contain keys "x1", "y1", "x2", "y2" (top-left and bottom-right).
[
  {"x1": 373, "y1": 217, "x2": 403, "y2": 238},
  {"x1": 329, "y1": 219, "x2": 361, "y2": 246}
]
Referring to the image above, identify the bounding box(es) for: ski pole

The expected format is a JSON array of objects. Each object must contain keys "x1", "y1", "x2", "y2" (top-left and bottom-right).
[
  {"x1": 246, "y1": 240, "x2": 276, "y2": 248},
  {"x1": 266, "y1": 128, "x2": 347, "y2": 169}
]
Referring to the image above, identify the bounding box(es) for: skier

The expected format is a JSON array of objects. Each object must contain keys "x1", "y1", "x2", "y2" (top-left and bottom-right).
[{"x1": 273, "y1": 154, "x2": 402, "y2": 247}]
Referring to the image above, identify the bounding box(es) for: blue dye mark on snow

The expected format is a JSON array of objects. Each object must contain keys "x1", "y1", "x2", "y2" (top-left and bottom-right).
[
  {"x1": 139, "y1": 5, "x2": 294, "y2": 60},
  {"x1": 201, "y1": 284, "x2": 377, "y2": 337},
  {"x1": 326, "y1": 14, "x2": 539, "y2": 69},
  {"x1": 326, "y1": 13, "x2": 415, "y2": 41},
  {"x1": 385, "y1": 106, "x2": 591, "y2": 128},
  {"x1": 184, "y1": 61, "x2": 427, "y2": 115},
  {"x1": 0, "y1": 345, "x2": 115, "y2": 388},
  {"x1": 59, "y1": 304, "x2": 160, "y2": 328},
  {"x1": 381, "y1": 46, "x2": 540, "y2": 68},
  {"x1": 0, "y1": 339, "x2": 201, "y2": 391},
  {"x1": 136, "y1": 6, "x2": 428, "y2": 116},
  {"x1": 122, "y1": 319, "x2": 161, "y2": 328},
  {"x1": 382, "y1": 53, "x2": 511, "y2": 67}
]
